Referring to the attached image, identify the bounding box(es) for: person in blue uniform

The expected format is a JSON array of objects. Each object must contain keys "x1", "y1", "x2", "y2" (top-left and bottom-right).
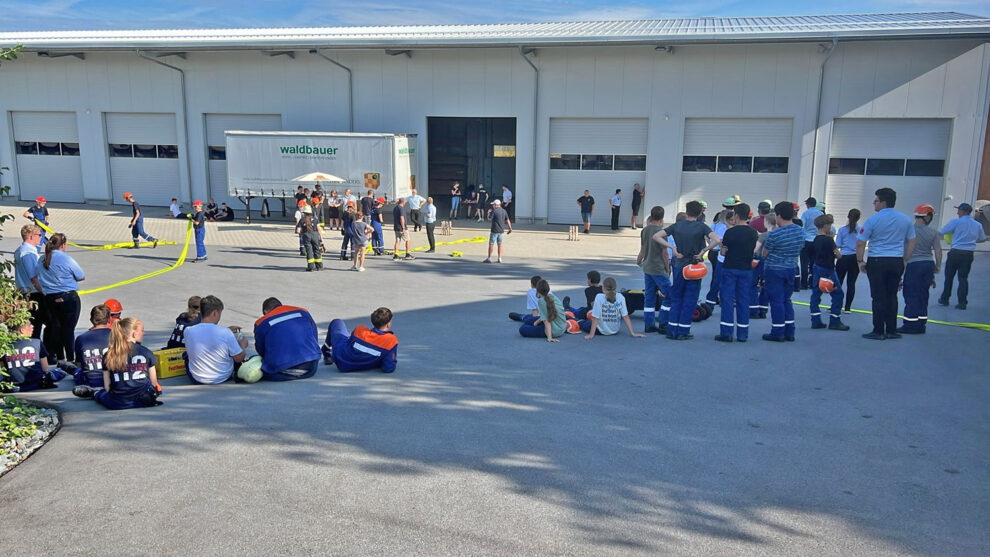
[
  {"x1": 808, "y1": 214, "x2": 850, "y2": 331},
  {"x1": 761, "y1": 201, "x2": 804, "y2": 342},
  {"x1": 799, "y1": 197, "x2": 825, "y2": 289},
  {"x1": 370, "y1": 197, "x2": 386, "y2": 255},
  {"x1": 253, "y1": 297, "x2": 321, "y2": 381},
  {"x1": 189, "y1": 200, "x2": 207, "y2": 262},
  {"x1": 73, "y1": 318, "x2": 162, "y2": 409},
  {"x1": 166, "y1": 296, "x2": 202, "y2": 349},
  {"x1": 938, "y1": 202, "x2": 987, "y2": 310},
  {"x1": 898, "y1": 204, "x2": 942, "y2": 333},
  {"x1": 123, "y1": 192, "x2": 159, "y2": 249},
  {"x1": 69, "y1": 304, "x2": 113, "y2": 388},
  {"x1": 23, "y1": 196, "x2": 50, "y2": 249},
  {"x1": 2, "y1": 322, "x2": 65, "y2": 392},
  {"x1": 322, "y1": 307, "x2": 398, "y2": 373},
  {"x1": 297, "y1": 205, "x2": 323, "y2": 271},
  {"x1": 716, "y1": 203, "x2": 758, "y2": 342}
]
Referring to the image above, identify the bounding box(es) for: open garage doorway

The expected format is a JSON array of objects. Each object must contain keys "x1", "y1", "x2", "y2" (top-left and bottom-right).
[{"x1": 428, "y1": 117, "x2": 516, "y2": 219}]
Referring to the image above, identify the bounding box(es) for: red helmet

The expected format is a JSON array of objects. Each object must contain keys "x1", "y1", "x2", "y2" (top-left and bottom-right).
[
  {"x1": 297, "y1": 200, "x2": 307, "y2": 207},
  {"x1": 819, "y1": 278, "x2": 835, "y2": 293},
  {"x1": 193, "y1": 200, "x2": 203, "y2": 207},
  {"x1": 36, "y1": 196, "x2": 46, "y2": 203},
  {"x1": 104, "y1": 298, "x2": 123, "y2": 313},
  {"x1": 682, "y1": 262, "x2": 708, "y2": 280},
  {"x1": 123, "y1": 192, "x2": 133, "y2": 200},
  {"x1": 913, "y1": 204, "x2": 935, "y2": 217}
]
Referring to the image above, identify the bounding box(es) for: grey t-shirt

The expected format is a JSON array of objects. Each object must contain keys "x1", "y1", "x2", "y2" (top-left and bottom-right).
[
  {"x1": 907, "y1": 223, "x2": 938, "y2": 263},
  {"x1": 490, "y1": 207, "x2": 509, "y2": 233},
  {"x1": 352, "y1": 220, "x2": 370, "y2": 246},
  {"x1": 640, "y1": 223, "x2": 669, "y2": 275}
]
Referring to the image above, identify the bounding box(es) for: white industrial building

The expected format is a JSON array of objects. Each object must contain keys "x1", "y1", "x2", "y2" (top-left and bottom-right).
[{"x1": 1, "y1": 12, "x2": 989, "y2": 227}]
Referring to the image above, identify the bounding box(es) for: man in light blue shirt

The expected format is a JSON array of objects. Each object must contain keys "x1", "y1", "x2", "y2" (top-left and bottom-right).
[
  {"x1": 938, "y1": 202, "x2": 987, "y2": 309},
  {"x1": 406, "y1": 188, "x2": 426, "y2": 232},
  {"x1": 423, "y1": 196, "x2": 437, "y2": 253},
  {"x1": 856, "y1": 187, "x2": 916, "y2": 340},
  {"x1": 799, "y1": 197, "x2": 824, "y2": 289},
  {"x1": 14, "y1": 224, "x2": 45, "y2": 339}
]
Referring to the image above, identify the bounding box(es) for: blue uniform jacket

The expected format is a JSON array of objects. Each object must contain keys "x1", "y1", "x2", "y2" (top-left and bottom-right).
[
  {"x1": 254, "y1": 305, "x2": 321, "y2": 376},
  {"x1": 328, "y1": 324, "x2": 398, "y2": 373},
  {"x1": 73, "y1": 327, "x2": 111, "y2": 387}
]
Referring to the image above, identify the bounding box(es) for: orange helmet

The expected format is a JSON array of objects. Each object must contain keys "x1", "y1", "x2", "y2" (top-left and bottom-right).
[
  {"x1": 297, "y1": 200, "x2": 307, "y2": 207},
  {"x1": 193, "y1": 200, "x2": 203, "y2": 207},
  {"x1": 682, "y1": 262, "x2": 708, "y2": 280},
  {"x1": 104, "y1": 298, "x2": 123, "y2": 313},
  {"x1": 123, "y1": 192, "x2": 133, "y2": 200},
  {"x1": 819, "y1": 278, "x2": 835, "y2": 293},
  {"x1": 565, "y1": 319, "x2": 582, "y2": 334},
  {"x1": 913, "y1": 204, "x2": 935, "y2": 217}
]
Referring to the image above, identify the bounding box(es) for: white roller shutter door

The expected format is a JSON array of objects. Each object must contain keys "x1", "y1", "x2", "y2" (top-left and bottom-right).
[
  {"x1": 680, "y1": 118, "x2": 792, "y2": 211},
  {"x1": 12, "y1": 111, "x2": 84, "y2": 203},
  {"x1": 205, "y1": 114, "x2": 281, "y2": 207},
  {"x1": 547, "y1": 118, "x2": 647, "y2": 226},
  {"x1": 106, "y1": 113, "x2": 179, "y2": 206},
  {"x1": 825, "y1": 119, "x2": 949, "y2": 225}
]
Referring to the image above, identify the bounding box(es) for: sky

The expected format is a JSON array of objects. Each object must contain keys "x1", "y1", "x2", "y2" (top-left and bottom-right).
[{"x1": 0, "y1": 0, "x2": 987, "y2": 31}]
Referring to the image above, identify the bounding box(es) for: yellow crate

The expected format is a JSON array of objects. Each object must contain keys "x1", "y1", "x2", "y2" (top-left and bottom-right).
[{"x1": 153, "y1": 347, "x2": 187, "y2": 379}]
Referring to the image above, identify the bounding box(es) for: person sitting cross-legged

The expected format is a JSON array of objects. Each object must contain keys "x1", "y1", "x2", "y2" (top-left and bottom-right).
[
  {"x1": 253, "y1": 297, "x2": 321, "y2": 381},
  {"x1": 66, "y1": 304, "x2": 112, "y2": 388},
  {"x1": 322, "y1": 307, "x2": 398, "y2": 373},
  {"x1": 184, "y1": 295, "x2": 249, "y2": 384}
]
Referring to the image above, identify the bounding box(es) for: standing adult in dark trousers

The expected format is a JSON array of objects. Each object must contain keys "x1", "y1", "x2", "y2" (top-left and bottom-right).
[
  {"x1": 14, "y1": 224, "x2": 45, "y2": 338},
  {"x1": 34, "y1": 233, "x2": 84, "y2": 362},
  {"x1": 898, "y1": 204, "x2": 941, "y2": 334},
  {"x1": 407, "y1": 188, "x2": 426, "y2": 232},
  {"x1": 189, "y1": 200, "x2": 208, "y2": 262},
  {"x1": 501, "y1": 185, "x2": 513, "y2": 220},
  {"x1": 424, "y1": 197, "x2": 437, "y2": 253},
  {"x1": 370, "y1": 197, "x2": 386, "y2": 255},
  {"x1": 297, "y1": 205, "x2": 323, "y2": 271},
  {"x1": 799, "y1": 197, "x2": 824, "y2": 289},
  {"x1": 609, "y1": 189, "x2": 622, "y2": 230},
  {"x1": 630, "y1": 183, "x2": 644, "y2": 229},
  {"x1": 576, "y1": 190, "x2": 595, "y2": 234},
  {"x1": 834, "y1": 209, "x2": 861, "y2": 313},
  {"x1": 856, "y1": 187, "x2": 916, "y2": 340},
  {"x1": 938, "y1": 202, "x2": 987, "y2": 309},
  {"x1": 124, "y1": 192, "x2": 158, "y2": 249}
]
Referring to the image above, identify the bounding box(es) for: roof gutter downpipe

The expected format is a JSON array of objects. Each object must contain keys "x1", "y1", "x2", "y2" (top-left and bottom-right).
[
  {"x1": 136, "y1": 49, "x2": 194, "y2": 204},
  {"x1": 810, "y1": 38, "x2": 838, "y2": 200},
  {"x1": 311, "y1": 49, "x2": 354, "y2": 132},
  {"x1": 519, "y1": 45, "x2": 539, "y2": 223}
]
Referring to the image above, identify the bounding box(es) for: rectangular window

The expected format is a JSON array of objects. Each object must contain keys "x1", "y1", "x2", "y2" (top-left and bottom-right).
[
  {"x1": 614, "y1": 155, "x2": 647, "y2": 171},
  {"x1": 717, "y1": 156, "x2": 753, "y2": 173},
  {"x1": 905, "y1": 159, "x2": 945, "y2": 177},
  {"x1": 157, "y1": 145, "x2": 179, "y2": 159},
  {"x1": 38, "y1": 142, "x2": 61, "y2": 156},
  {"x1": 208, "y1": 146, "x2": 226, "y2": 161},
  {"x1": 493, "y1": 145, "x2": 516, "y2": 158},
  {"x1": 549, "y1": 154, "x2": 580, "y2": 170},
  {"x1": 753, "y1": 157, "x2": 788, "y2": 174},
  {"x1": 110, "y1": 144, "x2": 133, "y2": 157},
  {"x1": 581, "y1": 155, "x2": 613, "y2": 171},
  {"x1": 866, "y1": 158, "x2": 905, "y2": 176},
  {"x1": 682, "y1": 156, "x2": 716, "y2": 172},
  {"x1": 828, "y1": 158, "x2": 865, "y2": 175},
  {"x1": 133, "y1": 144, "x2": 157, "y2": 158},
  {"x1": 17, "y1": 141, "x2": 39, "y2": 155},
  {"x1": 60, "y1": 142, "x2": 80, "y2": 156}
]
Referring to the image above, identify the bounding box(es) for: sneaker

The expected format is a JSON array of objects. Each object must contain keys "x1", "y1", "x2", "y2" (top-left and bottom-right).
[
  {"x1": 657, "y1": 324, "x2": 668, "y2": 335},
  {"x1": 562, "y1": 296, "x2": 571, "y2": 309},
  {"x1": 895, "y1": 326, "x2": 922, "y2": 335},
  {"x1": 674, "y1": 334, "x2": 694, "y2": 340},
  {"x1": 508, "y1": 312, "x2": 523, "y2": 322},
  {"x1": 885, "y1": 332, "x2": 902, "y2": 339},
  {"x1": 842, "y1": 309, "x2": 852, "y2": 314},
  {"x1": 644, "y1": 326, "x2": 659, "y2": 334},
  {"x1": 785, "y1": 336, "x2": 795, "y2": 342},
  {"x1": 57, "y1": 360, "x2": 78, "y2": 373},
  {"x1": 425, "y1": 249, "x2": 435, "y2": 253},
  {"x1": 862, "y1": 332, "x2": 885, "y2": 340},
  {"x1": 393, "y1": 255, "x2": 400, "y2": 260},
  {"x1": 152, "y1": 239, "x2": 159, "y2": 248},
  {"x1": 358, "y1": 267, "x2": 366, "y2": 272},
  {"x1": 811, "y1": 323, "x2": 827, "y2": 329},
  {"x1": 736, "y1": 338, "x2": 747, "y2": 343},
  {"x1": 762, "y1": 334, "x2": 785, "y2": 342},
  {"x1": 937, "y1": 298, "x2": 949, "y2": 306},
  {"x1": 483, "y1": 258, "x2": 492, "y2": 263},
  {"x1": 497, "y1": 258, "x2": 503, "y2": 263},
  {"x1": 72, "y1": 385, "x2": 95, "y2": 398},
  {"x1": 714, "y1": 335, "x2": 733, "y2": 343},
  {"x1": 351, "y1": 266, "x2": 358, "y2": 271},
  {"x1": 583, "y1": 229, "x2": 590, "y2": 234},
  {"x1": 828, "y1": 323, "x2": 850, "y2": 331},
  {"x1": 403, "y1": 254, "x2": 415, "y2": 260},
  {"x1": 955, "y1": 303, "x2": 967, "y2": 310}
]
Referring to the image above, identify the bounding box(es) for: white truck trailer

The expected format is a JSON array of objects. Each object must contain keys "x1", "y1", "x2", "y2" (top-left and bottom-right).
[{"x1": 225, "y1": 131, "x2": 418, "y2": 221}]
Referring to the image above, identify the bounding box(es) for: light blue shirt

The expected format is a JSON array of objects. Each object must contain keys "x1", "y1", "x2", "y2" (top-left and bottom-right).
[
  {"x1": 14, "y1": 242, "x2": 41, "y2": 294},
  {"x1": 858, "y1": 208, "x2": 915, "y2": 258},
  {"x1": 835, "y1": 225, "x2": 859, "y2": 256},
  {"x1": 35, "y1": 250, "x2": 85, "y2": 293},
  {"x1": 802, "y1": 208, "x2": 824, "y2": 241},
  {"x1": 940, "y1": 215, "x2": 986, "y2": 251},
  {"x1": 407, "y1": 194, "x2": 425, "y2": 210},
  {"x1": 424, "y1": 203, "x2": 437, "y2": 224}
]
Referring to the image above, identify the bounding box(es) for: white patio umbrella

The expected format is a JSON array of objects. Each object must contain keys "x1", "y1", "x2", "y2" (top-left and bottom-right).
[{"x1": 291, "y1": 172, "x2": 346, "y2": 183}]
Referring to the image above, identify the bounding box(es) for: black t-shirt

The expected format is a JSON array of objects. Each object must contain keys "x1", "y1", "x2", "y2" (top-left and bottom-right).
[
  {"x1": 192, "y1": 210, "x2": 206, "y2": 228},
  {"x1": 584, "y1": 285, "x2": 603, "y2": 308},
  {"x1": 721, "y1": 225, "x2": 759, "y2": 270},
  {"x1": 294, "y1": 193, "x2": 307, "y2": 203},
  {"x1": 664, "y1": 219, "x2": 712, "y2": 264},
  {"x1": 29, "y1": 205, "x2": 49, "y2": 221},
  {"x1": 477, "y1": 189, "x2": 489, "y2": 207},
  {"x1": 131, "y1": 201, "x2": 141, "y2": 219},
  {"x1": 490, "y1": 207, "x2": 509, "y2": 233},
  {"x1": 578, "y1": 195, "x2": 595, "y2": 213},
  {"x1": 632, "y1": 189, "x2": 642, "y2": 208},
  {"x1": 361, "y1": 196, "x2": 375, "y2": 215},
  {"x1": 813, "y1": 235, "x2": 837, "y2": 269},
  {"x1": 104, "y1": 343, "x2": 157, "y2": 400},
  {"x1": 392, "y1": 205, "x2": 406, "y2": 232},
  {"x1": 371, "y1": 206, "x2": 383, "y2": 223}
]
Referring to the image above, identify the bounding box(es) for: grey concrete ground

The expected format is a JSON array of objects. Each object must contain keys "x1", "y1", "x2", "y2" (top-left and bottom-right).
[{"x1": 1, "y1": 204, "x2": 988, "y2": 555}]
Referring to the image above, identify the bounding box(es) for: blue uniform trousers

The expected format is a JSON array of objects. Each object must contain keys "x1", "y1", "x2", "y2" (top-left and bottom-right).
[
  {"x1": 902, "y1": 260, "x2": 934, "y2": 333},
  {"x1": 194, "y1": 226, "x2": 207, "y2": 258},
  {"x1": 719, "y1": 268, "x2": 753, "y2": 340},
  {"x1": 669, "y1": 264, "x2": 702, "y2": 337},
  {"x1": 766, "y1": 267, "x2": 796, "y2": 340},
  {"x1": 704, "y1": 251, "x2": 721, "y2": 305},
  {"x1": 371, "y1": 221, "x2": 384, "y2": 254},
  {"x1": 749, "y1": 258, "x2": 767, "y2": 317},
  {"x1": 809, "y1": 264, "x2": 843, "y2": 327},
  {"x1": 643, "y1": 273, "x2": 671, "y2": 329},
  {"x1": 131, "y1": 217, "x2": 156, "y2": 242}
]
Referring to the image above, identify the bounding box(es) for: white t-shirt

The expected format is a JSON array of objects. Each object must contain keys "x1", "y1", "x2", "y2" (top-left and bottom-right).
[
  {"x1": 184, "y1": 323, "x2": 243, "y2": 384},
  {"x1": 170, "y1": 202, "x2": 181, "y2": 217},
  {"x1": 526, "y1": 288, "x2": 539, "y2": 311},
  {"x1": 591, "y1": 293, "x2": 628, "y2": 336}
]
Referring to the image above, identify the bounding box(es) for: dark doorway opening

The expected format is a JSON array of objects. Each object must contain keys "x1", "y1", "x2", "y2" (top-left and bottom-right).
[{"x1": 428, "y1": 117, "x2": 516, "y2": 219}]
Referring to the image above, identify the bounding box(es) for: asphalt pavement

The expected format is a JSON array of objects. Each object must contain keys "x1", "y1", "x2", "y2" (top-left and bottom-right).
[{"x1": 1, "y1": 206, "x2": 987, "y2": 555}]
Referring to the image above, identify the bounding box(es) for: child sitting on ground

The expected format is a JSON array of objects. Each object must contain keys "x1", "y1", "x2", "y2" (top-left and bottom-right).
[
  {"x1": 167, "y1": 295, "x2": 202, "y2": 349},
  {"x1": 563, "y1": 270, "x2": 602, "y2": 320},
  {"x1": 509, "y1": 275, "x2": 542, "y2": 322},
  {"x1": 323, "y1": 307, "x2": 398, "y2": 373},
  {"x1": 73, "y1": 317, "x2": 162, "y2": 409},
  {"x1": 105, "y1": 298, "x2": 123, "y2": 326},
  {"x1": 581, "y1": 277, "x2": 645, "y2": 339},
  {"x1": 518, "y1": 279, "x2": 567, "y2": 342},
  {"x1": 69, "y1": 304, "x2": 113, "y2": 387},
  {"x1": 2, "y1": 322, "x2": 65, "y2": 392}
]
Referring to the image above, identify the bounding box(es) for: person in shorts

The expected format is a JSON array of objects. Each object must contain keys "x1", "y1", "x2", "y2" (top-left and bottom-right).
[
  {"x1": 392, "y1": 198, "x2": 414, "y2": 260},
  {"x1": 576, "y1": 190, "x2": 595, "y2": 234},
  {"x1": 484, "y1": 199, "x2": 512, "y2": 263}
]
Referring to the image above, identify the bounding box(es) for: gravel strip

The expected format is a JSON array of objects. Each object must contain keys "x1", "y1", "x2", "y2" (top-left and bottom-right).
[{"x1": 0, "y1": 400, "x2": 61, "y2": 478}]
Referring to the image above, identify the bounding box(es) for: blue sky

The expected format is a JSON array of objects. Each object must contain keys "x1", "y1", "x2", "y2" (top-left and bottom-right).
[{"x1": 1, "y1": 0, "x2": 987, "y2": 31}]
